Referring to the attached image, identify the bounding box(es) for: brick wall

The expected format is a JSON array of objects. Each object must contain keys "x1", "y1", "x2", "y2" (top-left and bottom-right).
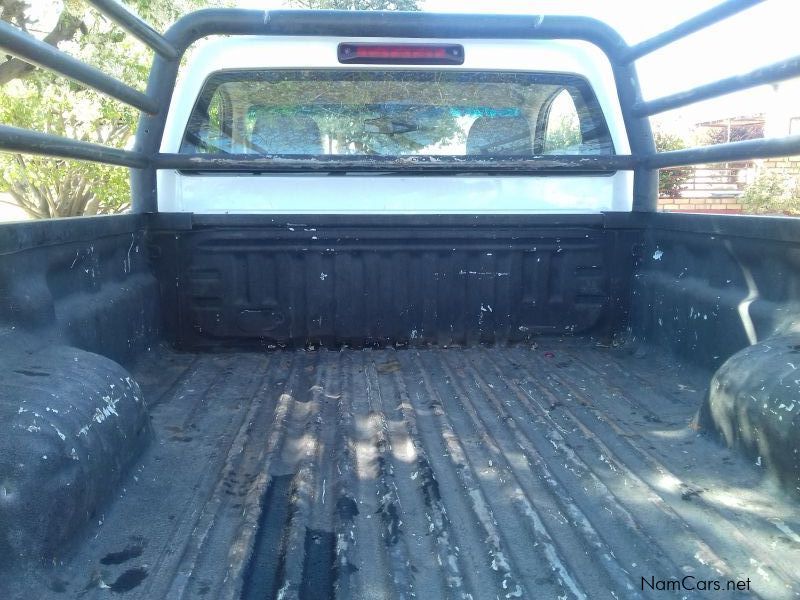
[
  {"x1": 658, "y1": 196, "x2": 742, "y2": 213},
  {"x1": 658, "y1": 156, "x2": 800, "y2": 213},
  {"x1": 761, "y1": 156, "x2": 800, "y2": 178}
]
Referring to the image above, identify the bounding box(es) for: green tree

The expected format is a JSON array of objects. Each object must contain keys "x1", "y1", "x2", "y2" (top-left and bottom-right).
[
  {"x1": 654, "y1": 130, "x2": 691, "y2": 200},
  {"x1": 0, "y1": 0, "x2": 213, "y2": 218},
  {"x1": 740, "y1": 171, "x2": 800, "y2": 215},
  {"x1": 544, "y1": 113, "x2": 581, "y2": 152}
]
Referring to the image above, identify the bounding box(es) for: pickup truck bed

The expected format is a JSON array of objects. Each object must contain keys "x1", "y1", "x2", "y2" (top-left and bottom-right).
[
  {"x1": 13, "y1": 341, "x2": 798, "y2": 600},
  {"x1": 3, "y1": 6, "x2": 800, "y2": 600}
]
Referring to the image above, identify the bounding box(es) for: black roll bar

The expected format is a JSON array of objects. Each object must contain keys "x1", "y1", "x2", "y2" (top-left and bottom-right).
[
  {"x1": 645, "y1": 134, "x2": 800, "y2": 169},
  {"x1": 0, "y1": 125, "x2": 148, "y2": 168},
  {"x1": 0, "y1": 19, "x2": 157, "y2": 114},
  {"x1": 131, "y1": 9, "x2": 656, "y2": 212},
  {"x1": 86, "y1": 0, "x2": 178, "y2": 60},
  {"x1": 155, "y1": 153, "x2": 637, "y2": 173},
  {"x1": 633, "y1": 55, "x2": 800, "y2": 117},
  {"x1": 0, "y1": 0, "x2": 795, "y2": 214},
  {"x1": 620, "y1": 0, "x2": 765, "y2": 63}
]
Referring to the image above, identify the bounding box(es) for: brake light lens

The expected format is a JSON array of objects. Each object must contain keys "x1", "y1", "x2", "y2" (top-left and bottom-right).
[{"x1": 338, "y1": 43, "x2": 464, "y2": 65}]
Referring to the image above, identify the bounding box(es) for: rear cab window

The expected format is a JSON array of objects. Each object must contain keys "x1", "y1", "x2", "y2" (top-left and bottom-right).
[
  {"x1": 159, "y1": 37, "x2": 631, "y2": 213},
  {"x1": 180, "y1": 70, "x2": 614, "y2": 160}
]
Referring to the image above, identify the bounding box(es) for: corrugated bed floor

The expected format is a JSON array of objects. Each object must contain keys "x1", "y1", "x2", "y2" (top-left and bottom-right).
[{"x1": 26, "y1": 342, "x2": 800, "y2": 599}]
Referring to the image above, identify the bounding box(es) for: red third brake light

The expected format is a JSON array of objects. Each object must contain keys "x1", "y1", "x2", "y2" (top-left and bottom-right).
[
  {"x1": 356, "y1": 46, "x2": 446, "y2": 59},
  {"x1": 338, "y1": 43, "x2": 464, "y2": 65}
]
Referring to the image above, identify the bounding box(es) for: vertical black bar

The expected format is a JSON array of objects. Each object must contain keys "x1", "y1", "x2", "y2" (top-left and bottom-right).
[{"x1": 608, "y1": 59, "x2": 658, "y2": 211}]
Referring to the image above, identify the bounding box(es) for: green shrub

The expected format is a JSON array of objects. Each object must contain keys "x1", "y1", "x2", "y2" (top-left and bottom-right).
[
  {"x1": 740, "y1": 171, "x2": 800, "y2": 215},
  {"x1": 654, "y1": 131, "x2": 691, "y2": 199}
]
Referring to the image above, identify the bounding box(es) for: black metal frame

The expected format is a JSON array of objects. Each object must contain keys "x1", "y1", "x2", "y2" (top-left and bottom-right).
[
  {"x1": 0, "y1": 124, "x2": 148, "y2": 168},
  {"x1": 0, "y1": 19, "x2": 157, "y2": 113},
  {"x1": 156, "y1": 153, "x2": 636, "y2": 173},
  {"x1": 0, "y1": 0, "x2": 797, "y2": 213}
]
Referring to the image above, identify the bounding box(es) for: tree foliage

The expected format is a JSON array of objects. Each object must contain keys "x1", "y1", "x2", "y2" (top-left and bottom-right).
[
  {"x1": 544, "y1": 113, "x2": 581, "y2": 152},
  {"x1": 703, "y1": 122, "x2": 763, "y2": 145},
  {"x1": 654, "y1": 130, "x2": 691, "y2": 199},
  {"x1": 540, "y1": 90, "x2": 580, "y2": 152},
  {"x1": 740, "y1": 170, "x2": 800, "y2": 215},
  {"x1": 0, "y1": 0, "x2": 212, "y2": 218}
]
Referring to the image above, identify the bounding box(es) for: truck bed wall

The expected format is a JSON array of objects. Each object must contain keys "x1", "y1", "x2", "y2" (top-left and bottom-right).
[
  {"x1": 0, "y1": 215, "x2": 160, "y2": 365},
  {"x1": 0, "y1": 215, "x2": 161, "y2": 565},
  {"x1": 630, "y1": 213, "x2": 800, "y2": 370},
  {"x1": 4, "y1": 212, "x2": 799, "y2": 370},
  {"x1": 148, "y1": 213, "x2": 639, "y2": 350}
]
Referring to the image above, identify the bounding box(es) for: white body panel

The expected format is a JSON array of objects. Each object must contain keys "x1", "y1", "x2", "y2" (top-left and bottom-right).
[{"x1": 158, "y1": 35, "x2": 632, "y2": 214}]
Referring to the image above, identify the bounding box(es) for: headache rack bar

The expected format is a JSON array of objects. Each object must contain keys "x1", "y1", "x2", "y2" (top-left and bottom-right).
[
  {"x1": 0, "y1": 125, "x2": 147, "y2": 169},
  {"x1": 85, "y1": 0, "x2": 179, "y2": 59},
  {"x1": 0, "y1": 19, "x2": 157, "y2": 114},
  {"x1": 0, "y1": 0, "x2": 796, "y2": 213},
  {"x1": 155, "y1": 153, "x2": 637, "y2": 173},
  {"x1": 620, "y1": 0, "x2": 765, "y2": 63},
  {"x1": 633, "y1": 54, "x2": 800, "y2": 117},
  {"x1": 645, "y1": 134, "x2": 800, "y2": 169}
]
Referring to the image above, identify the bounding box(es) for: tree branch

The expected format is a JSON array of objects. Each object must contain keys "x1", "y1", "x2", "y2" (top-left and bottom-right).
[
  {"x1": 0, "y1": 7, "x2": 86, "y2": 86},
  {"x1": 0, "y1": 0, "x2": 28, "y2": 30},
  {"x1": 5, "y1": 187, "x2": 44, "y2": 219}
]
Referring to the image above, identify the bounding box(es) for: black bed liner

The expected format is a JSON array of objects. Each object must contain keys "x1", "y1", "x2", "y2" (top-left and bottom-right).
[{"x1": 10, "y1": 340, "x2": 799, "y2": 599}]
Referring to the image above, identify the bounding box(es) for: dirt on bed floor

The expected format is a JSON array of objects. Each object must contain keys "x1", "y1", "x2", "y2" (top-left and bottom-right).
[{"x1": 8, "y1": 340, "x2": 800, "y2": 599}]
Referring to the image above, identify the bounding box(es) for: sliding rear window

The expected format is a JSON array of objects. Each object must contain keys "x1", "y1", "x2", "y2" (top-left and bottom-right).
[{"x1": 180, "y1": 70, "x2": 614, "y2": 160}]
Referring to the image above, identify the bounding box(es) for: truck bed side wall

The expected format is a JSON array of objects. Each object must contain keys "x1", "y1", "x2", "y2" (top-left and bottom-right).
[
  {"x1": 0, "y1": 215, "x2": 160, "y2": 365},
  {"x1": 630, "y1": 213, "x2": 800, "y2": 370},
  {"x1": 4, "y1": 211, "x2": 800, "y2": 374}
]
